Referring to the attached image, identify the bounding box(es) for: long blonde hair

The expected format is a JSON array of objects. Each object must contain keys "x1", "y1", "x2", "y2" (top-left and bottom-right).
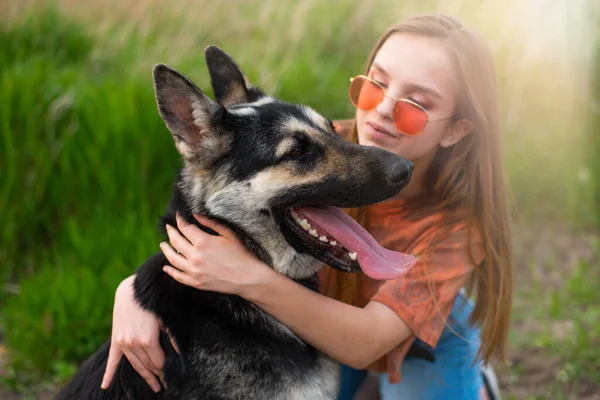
[{"x1": 333, "y1": 14, "x2": 514, "y2": 363}]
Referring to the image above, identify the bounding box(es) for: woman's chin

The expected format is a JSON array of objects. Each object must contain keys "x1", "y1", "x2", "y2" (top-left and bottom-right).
[{"x1": 358, "y1": 135, "x2": 397, "y2": 153}]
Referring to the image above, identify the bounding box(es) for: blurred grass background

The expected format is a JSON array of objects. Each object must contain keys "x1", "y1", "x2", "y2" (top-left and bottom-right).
[{"x1": 0, "y1": 0, "x2": 599, "y2": 398}]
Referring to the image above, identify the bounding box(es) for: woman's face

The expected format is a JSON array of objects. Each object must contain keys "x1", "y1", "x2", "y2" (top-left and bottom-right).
[{"x1": 356, "y1": 33, "x2": 462, "y2": 166}]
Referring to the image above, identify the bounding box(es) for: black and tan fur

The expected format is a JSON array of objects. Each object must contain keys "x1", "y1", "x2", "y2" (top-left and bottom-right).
[{"x1": 55, "y1": 46, "x2": 413, "y2": 400}]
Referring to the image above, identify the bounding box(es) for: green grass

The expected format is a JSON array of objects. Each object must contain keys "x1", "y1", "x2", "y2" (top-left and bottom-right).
[
  {"x1": 550, "y1": 253, "x2": 600, "y2": 385},
  {"x1": 0, "y1": 7, "x2": 181, "y2": 385},
  {"x1": 502, "y1": 231, "x2": 600, "y2": 398},
  {"x1": 1, "y1": 1, "x2": 599, "y2": 392},
  {"x1": 1, "y1": 212, "x2": 167, "y2": 387},
  {"x1": 0, "y1": 5, "x2": 93, "y2": 68},
  {"x1": 543, "y1": 254, "x2": 600, "y2": 398}
]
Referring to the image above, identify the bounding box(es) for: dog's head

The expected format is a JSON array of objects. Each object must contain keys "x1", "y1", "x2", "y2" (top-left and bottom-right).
[{"x1": 153, "y1": 46, "x2": 416, "y2": 280}]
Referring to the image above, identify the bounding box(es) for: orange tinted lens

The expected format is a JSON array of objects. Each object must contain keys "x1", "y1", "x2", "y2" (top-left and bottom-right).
[
  {"x1": 393, "y1": 101, "x2": 428, "y2": 135},
  {"x1": 349, "y1": 77, "x2": 384, "y2": 110}
]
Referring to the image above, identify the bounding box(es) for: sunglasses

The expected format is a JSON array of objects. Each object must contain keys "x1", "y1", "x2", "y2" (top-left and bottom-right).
[{"x1": 348, "y1": 75, "x2": 453, "y2": 136}]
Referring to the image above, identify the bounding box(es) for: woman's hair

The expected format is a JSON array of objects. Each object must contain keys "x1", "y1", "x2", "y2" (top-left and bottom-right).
[{"x1": 332, "y1": 14, "x2": 514, "y2": 363}]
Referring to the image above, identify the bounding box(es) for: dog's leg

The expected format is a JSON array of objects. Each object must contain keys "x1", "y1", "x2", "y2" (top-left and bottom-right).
[{"x1": 133, "y1": 252, "x2": 200, "y2": 339}]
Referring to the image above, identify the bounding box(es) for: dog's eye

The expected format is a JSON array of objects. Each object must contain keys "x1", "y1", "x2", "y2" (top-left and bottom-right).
[{"x1": 286, "y1": 146, "x2": 306, "y2": 159}]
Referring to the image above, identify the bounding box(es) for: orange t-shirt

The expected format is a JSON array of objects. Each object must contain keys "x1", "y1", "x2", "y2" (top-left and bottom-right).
[{"x1": 321, "y1": 120, "x2": 485, "y2": 383}]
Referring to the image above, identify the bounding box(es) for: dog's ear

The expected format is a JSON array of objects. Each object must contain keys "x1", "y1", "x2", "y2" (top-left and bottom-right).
[
  {"x1": 204, "y1": 45, "x2": 264, "y2": 107},
  {"x1": 153, "y1": 64, "x2": 231, "y2": 165}
]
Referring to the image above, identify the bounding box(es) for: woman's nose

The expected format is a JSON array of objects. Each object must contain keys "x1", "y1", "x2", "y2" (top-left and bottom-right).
[{"x1": 375, "y1": 95, "x2": 396, "y2": 121}]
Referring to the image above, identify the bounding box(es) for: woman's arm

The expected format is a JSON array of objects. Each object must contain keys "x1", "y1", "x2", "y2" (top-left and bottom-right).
[
  {"x1": 246, "y1": 269, "x2": 412, "y2": 369},
  {"x1": 101, "y1": 275, "x2": 166, "y2": 392},
  {"x1": 161, "y1": 214, "x2": 412, "y2": 369}
]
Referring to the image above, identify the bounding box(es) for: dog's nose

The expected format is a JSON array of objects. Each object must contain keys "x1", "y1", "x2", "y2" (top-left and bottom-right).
[{"x1": 386, "y1": 159, "x2": 413, "y2": 186}]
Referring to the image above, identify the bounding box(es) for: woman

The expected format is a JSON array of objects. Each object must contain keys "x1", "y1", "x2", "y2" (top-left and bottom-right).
[{"x1": 102, "y1": 13, "x2": 512, "y2": 399}]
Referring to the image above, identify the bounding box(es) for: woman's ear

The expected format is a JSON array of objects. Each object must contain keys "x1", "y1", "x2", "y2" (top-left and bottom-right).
[{"x1": 440, "y1": 118, "x2": 472, "y2": 148}]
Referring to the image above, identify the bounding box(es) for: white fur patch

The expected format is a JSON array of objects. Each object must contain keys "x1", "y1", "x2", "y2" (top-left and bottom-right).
[
  {"x1": 275, "y1": 137, "x2": 298, "y2": 158},
  {"x1": 175, "y1": 141, "x2": 195, "y2": 159},
  {"x1": 281, "y1": 116, "x2": 314, "y2": 135},
  {"x1": 302, "y1": 106, "x2": 330, "y2": 131},
  {"x1": 228, "y1": 106, "x2": 259, "y2": 117},
  {"x1": 250, "y1": 96, "x2": 277, "y2": 107},
  {"x1": 226, "y1": 96, "x2": 275, "y2": 117}
]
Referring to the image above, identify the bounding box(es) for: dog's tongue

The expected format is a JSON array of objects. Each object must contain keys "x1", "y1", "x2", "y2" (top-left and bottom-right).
[{"x1": 295, "y1": 206, "x2": 416, "y2": 280}]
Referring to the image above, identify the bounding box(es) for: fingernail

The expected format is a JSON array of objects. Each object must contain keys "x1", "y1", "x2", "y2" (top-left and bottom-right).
[
  {"x1": 152, "y1": 384, "x2": 161, "y2": 393},
  {"x1": 166, "y1": 224, "x2": 172, "y2": 232}
]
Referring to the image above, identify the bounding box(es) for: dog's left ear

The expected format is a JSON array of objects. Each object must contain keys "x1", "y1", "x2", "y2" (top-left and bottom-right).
[
  {"x1": 153, "y1": 64, "x2": 231, "y2": 166},
  {"x1": 205, "y1": 45, "x2": 264, "y2": 107}
]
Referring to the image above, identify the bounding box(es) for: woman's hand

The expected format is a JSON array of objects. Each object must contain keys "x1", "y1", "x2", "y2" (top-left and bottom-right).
[
  {"x1": 160, "y1": 214, "x2": 272, "y2": 296},
  {"x1": 101, "y1": 276, "x2": 165, "y2": 393}
]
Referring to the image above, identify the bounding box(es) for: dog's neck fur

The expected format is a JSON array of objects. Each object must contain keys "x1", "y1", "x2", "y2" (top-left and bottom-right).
[{"x1": 175, "y1": 168, "x2": 323, "y2": 280}]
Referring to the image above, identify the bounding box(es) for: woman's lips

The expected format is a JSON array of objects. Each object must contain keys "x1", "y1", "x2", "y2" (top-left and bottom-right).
[{"x1": 366, "y1": 121, "x2": 397, "y2": 139}]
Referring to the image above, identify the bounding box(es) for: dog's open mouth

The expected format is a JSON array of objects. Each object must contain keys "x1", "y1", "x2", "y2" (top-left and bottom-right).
[{"x1": 283, "y1": 206, "x2": 416, "y2": 280}]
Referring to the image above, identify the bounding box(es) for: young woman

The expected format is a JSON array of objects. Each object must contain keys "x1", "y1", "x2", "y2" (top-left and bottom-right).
[{"x1": 101, "y1": 13, "x2": 513, "y2": 399}]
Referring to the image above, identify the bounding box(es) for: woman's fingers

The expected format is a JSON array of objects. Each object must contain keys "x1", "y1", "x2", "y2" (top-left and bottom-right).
[
  {"x1": 101, "y1": 343, "x2": 123, "y2": 389},
  {"x1": 165, "y1": 224, "x2": 195, "y2": 259},
  {"x1": 143, "y1": 346, "x2": 165, "y2": 382},
  {"x1": 163, "y1": 265, "x2": 201, "y2": 288},
  {"x1": 160, "y1": 242, "x2": 194, "y2": 273},
  {"x1": 175, "y1": 214, "x2": 212, "y2": 247},
  {"x1": 193, "y1": 214, "x2": 237, "y2": 241},
  {"x1": 123, "y1": 349, "x2": 162, "y2": 393}
]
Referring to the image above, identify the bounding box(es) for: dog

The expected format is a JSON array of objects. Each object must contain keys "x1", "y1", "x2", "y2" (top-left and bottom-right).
[{"x1": 55, "y1": 46, "x2": 415, "y2": 400}]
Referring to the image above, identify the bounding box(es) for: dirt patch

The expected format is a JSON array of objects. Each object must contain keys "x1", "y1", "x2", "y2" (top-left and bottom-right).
[
  {"x1": 0, "y1": 345, "x2": 57, "y2": 400},
  {"x1": 497, "y1": 347, "x2": 600, "y2": 400},
  {"x1": 494, "y1": 221, "x2": 600, "y2": 399},
  {"x1": 0, "y1": 388, "x2": 55, "y2": 400}
]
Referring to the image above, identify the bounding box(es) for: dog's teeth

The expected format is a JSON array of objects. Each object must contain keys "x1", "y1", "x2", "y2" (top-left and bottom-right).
[
  {"x1": 319, "y1": 236, "x2": 328, "y2": 243},
  {"x1": 300, "y1": 219, "x2": 311, "y2": 230},
  {"x1": 309, "y1": 229, "x2": 319, "y2": 238},
  {"x1": 348, "y1": 252, "x2": 357, "y2": 261},
  {"x1": 291, "y1": 209, "x2": 299, "y2": 219},
  {"x1": 330, "y1": 240, "x2": 337, "y2": 246}
]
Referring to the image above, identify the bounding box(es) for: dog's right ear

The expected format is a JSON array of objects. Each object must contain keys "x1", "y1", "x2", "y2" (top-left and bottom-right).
[
  {"x1": 204, "y1": 45, "x2": 265, "y2": 106},
  {"x1": 153, "y1": 64, "x2": 231, "y2": 166}
]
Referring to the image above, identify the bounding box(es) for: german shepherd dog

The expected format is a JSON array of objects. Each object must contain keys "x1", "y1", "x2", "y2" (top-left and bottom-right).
[{"x1": 56, "y1": 46, "x2": 415, "y2": 400}]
